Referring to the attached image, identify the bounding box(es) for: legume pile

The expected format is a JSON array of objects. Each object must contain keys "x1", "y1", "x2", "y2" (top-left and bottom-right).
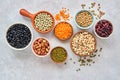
[
  {"x1": 76, "y1": 11, "x2": 93, "y2": 27},
  {"x1": 50, "y1": 47, "x2": 67, "y2": 63},
  {"x1": 34, "y1": 12, "x2": 53, "y2": 31},
  {"x1": 32, "y1": 38, "x2": 50, "y2": 56},
  {"x1": 54, "y1": 22, "x2": 73, "y2": 40},
  {"x1": 71, "y1": 31, "x2": 96, "y2": 56},
  {"x1": 6, "y1": 24, "x2": 31, "y2": 49},
  {"x1": 95, "y1": 20, "x2": 113, "y2": 37}
]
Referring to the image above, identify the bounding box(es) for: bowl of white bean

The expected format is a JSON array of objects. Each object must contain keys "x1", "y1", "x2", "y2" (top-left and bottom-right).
[{"x1": 70, "y1": 30, "x2": 97, "y2": 57}]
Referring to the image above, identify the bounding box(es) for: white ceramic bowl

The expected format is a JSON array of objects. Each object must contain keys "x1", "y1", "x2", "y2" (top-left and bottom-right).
[
  {"x1": 93, "y1": 19, "x2": 113, "y2": 39},
  {"x1": 75, "y1": 10, "x2": 95, "y2": 29},
  {"x1": 5, "y1": 23, "x2": 33, "y2": 50},
  {"x1": 32, "y1": 37, "x2": 50, "y2": 57}
]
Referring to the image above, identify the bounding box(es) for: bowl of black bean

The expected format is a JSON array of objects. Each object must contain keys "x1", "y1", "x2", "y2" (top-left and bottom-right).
[{"x1": 6, "y1": 23, "x2": 33, "y2": 50}]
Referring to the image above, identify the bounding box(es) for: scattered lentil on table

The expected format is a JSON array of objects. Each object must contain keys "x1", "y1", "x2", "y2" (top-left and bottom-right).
[
  {"x1": 6, "y1": 24, "x2": 31, "y2": 48},
  {"x1": 34, "y1": 13, "x2": 53, "y2": 31},
  {"x1": 81, "y1": 2, "x2": 105, "y2": 19},
  {"x1": 55, "y1": 7, "x2": 70, "y2": 21},
  {"x1": 33, "y1": 38, "x2": 50, "y2": 56}
]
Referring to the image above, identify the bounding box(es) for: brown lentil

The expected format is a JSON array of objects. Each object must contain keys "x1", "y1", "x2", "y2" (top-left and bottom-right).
[
  {"x1": 34, "y1": 13, "x2": 53, "y2": 31},
  {"x1": 76, "y1": 11, "x2": 93, "y2": 27},
  {"x1": 32, "y1": 38, "x2": 50, "y2": 56}
]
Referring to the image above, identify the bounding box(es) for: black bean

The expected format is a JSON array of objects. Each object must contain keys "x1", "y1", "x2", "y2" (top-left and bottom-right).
[{"x1": 6, "y1": 24, "x2": 31, "y2": 49}]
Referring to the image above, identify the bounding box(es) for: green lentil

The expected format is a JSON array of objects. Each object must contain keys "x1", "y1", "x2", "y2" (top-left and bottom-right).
[
  {"x1": 50, "y1": 47, "x2": 67, "y2": 63},
  {"x1": 34, "y1": 13, "x2": 53, "y2": 31}
]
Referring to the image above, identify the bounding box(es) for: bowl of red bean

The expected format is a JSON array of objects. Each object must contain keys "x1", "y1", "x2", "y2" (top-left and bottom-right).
[
  {"x1": 94, "y1": 19, "x2": 113, "y2": 39},
  {"x1": 32, "y1": 38, "x2": 50, "y2": 57}
]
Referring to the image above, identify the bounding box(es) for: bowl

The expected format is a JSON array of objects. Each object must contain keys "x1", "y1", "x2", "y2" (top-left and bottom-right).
[
  {"x1": 94, "y1": 19, "x2": 113, "y2": 39},
  {"x1": 6, "y1": 23, "x2": 33, "y2": 50},
  {"x1": 50, "y1": 46, "x2": 67, "y2": 63},
  {"x1": 75, "y1": 10, "x2": 94, "y2": 29},
  {"x1": 70, "y1": 30, "x2": 96, "y2": 57},
  {"x1": 20, "y1": 9, "x2": 55, "y2": 34},
  {"x1": 54, "y1": 21, "x2": 73, "y2": 40},
  {"x1": 32, "y1": 37, "x2": 50, "y2": 57}
]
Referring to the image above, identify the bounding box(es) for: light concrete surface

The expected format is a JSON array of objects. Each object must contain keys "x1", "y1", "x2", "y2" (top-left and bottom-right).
[{"x1": 0, "y1": 0, "x2": 120, "y2": 80}]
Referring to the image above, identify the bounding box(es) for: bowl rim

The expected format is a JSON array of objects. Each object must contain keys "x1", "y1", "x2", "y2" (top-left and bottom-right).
[
  {"x1": 54, "y1": 21, "x2": 73, "y2": 40},
  {"x1": 93, "y1": 19, "x2": 113, "y2": 39},
  {"x1": 32, "y1": 11, "x2": 55, "y2": 34},
  {"x1": 5, "y1": 23, "x2": 33, "y2": 50},
  {"x1": 31, "y1": 37, "x2": 51, "y2": 57},
  {"x1": 50, "y1": 46, "x2": 68, "y2": 63},
  {"x1": 74, "y1": 10, "x2": 95, "y2": 29},
  {"x1": 70, "y1": 30, "x2": 97, "y2": 57}
]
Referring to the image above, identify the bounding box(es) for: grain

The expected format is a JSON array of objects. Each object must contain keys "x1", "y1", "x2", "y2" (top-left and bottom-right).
[{"x1": 76, "y1": 11, "x2": 93, "y2": 27}]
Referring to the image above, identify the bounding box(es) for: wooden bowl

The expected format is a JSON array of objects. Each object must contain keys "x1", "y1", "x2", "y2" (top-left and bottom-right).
[
  {"x1": 54, "y1": 22, "x2": 73, "y2": 40},
  {"x1": 20, "y1": 9, "x2": 55, "y2": 34},
  {"x1": 50, "y1": 46, "x2": 67, "y2": 63},
  {"x1": 70, "y1": 30, "x2": 97, "y2": 57}
]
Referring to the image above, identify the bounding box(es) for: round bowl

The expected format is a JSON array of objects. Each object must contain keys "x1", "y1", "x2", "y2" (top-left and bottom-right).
[
  {"x1": 70, "y1": 30, "x2": 97, "y2": 57},
  {"x1": 6, "y1": 23, "x2": 33, "y2": 50},
  {"x1": 32, "y1": 37, "x2": 50, "y2": 57},
  {"x1": 50, "y1": 46, "x2": 67, "y2": 63},
  {"x1": 94, "y1": 19, "x2": 113, "y2": 39},
  {"x1": 20, "y1": 9, "x2": 55, "y2": 34},
  {"x1": 75, "y1": 10, "x2": 95, "y2": 29},
  {"x1": 54, "y1": 21, "x2": 73, "y2": 40}
]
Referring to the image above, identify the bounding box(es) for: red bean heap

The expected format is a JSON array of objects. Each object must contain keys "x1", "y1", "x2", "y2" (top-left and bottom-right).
[
  {"x1": 95, "y1": 20, "x2": 113, "y2": 37},
  {"x1": 6, "y1": 24, "x2": 31, "y2": 49}
]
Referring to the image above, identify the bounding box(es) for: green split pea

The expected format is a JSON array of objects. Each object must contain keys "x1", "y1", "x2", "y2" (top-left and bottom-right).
[{"x1": 50, "y1": 47, "x2": 67, "y2": 63}]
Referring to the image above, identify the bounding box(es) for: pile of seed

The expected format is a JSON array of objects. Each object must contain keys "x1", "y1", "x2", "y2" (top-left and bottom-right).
[
  {"x1": 34, "y1": 13, "x2": 53, "y2": 31},
  {"x1": 6, "y1": 24, "x2": 31, "y2": 49},
  {"x1": 33, "y1": 38, "x2": 50, "y2": 56},
  {"x1": 76, "y1": 11, "x2": 93, "y2": 27},
  {"x1": 54, "y1": 22, "x2": 73, "y2": 40},
  {"x1": 95, "y1": 20, "x2": 113, "y2": 37},
  {"x1": 50, "y1": 47, "x2": 67, "y2": 63},
  {"x1": 71, "y1": 31, "x2": 96, "y2": 56}
]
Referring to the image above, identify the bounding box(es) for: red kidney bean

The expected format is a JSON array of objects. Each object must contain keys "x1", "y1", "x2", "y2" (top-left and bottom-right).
[{"x1": 95, "y1": 20, "x2": 113, "y2": 37}]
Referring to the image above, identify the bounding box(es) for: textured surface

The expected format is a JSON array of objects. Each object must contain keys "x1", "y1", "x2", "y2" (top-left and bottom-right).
[{"x1": 0, "y1": 0, "x2": 120, "y2": 80}]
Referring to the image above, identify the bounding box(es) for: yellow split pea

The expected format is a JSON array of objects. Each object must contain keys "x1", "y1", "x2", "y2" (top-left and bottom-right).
[{"x1": 76, "y1": 11, "x2": 93, "y2": 27}]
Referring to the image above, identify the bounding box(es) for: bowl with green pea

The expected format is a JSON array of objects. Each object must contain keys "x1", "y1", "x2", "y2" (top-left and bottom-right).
[
  {"x1": 75, "y1": 10, "x2": 94, "y2": 29},
  {"x1": 20, "y1": 9, "x2": 55, "y2": 34}
]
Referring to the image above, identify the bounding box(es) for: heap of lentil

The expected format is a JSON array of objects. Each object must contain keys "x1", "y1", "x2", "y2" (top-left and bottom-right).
[
  {"x1": 34, "y1": 12, "x2": 53, "y2": 31},
  {"x1": 50, "y1": 47, "x2": 67, "y2": 63},
  {"x1": 71, "y1": 31, "x2": 96, "y2": 56},
  {"x1": 76, "y1": 11, "x2": 93, "y2": 27},
  {"x1": 6, "y1": 24, "x2": 31, "y2": 49},
  {"x1": 54, "y1": 22, "x2": 73, "y2": 40}
]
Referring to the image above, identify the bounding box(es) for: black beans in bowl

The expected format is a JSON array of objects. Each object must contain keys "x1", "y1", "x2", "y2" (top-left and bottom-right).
[{"x1": 6, "y1": 23, "x2": 32, "y2": 50}]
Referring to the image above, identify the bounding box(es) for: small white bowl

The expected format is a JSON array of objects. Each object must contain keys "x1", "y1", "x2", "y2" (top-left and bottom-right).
[
  {"x1": 5, "y1": 23, "x2": 33, "y2": 50},
  {"x1": 93, "y1": 19, "x2": 113, "y2": 39},
  {"x1": 32, "y1": 37, "x2": 50, "y2": 58},
  {"x1": 75, "y1": 10, "x2": 95, "y2": 29}
]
